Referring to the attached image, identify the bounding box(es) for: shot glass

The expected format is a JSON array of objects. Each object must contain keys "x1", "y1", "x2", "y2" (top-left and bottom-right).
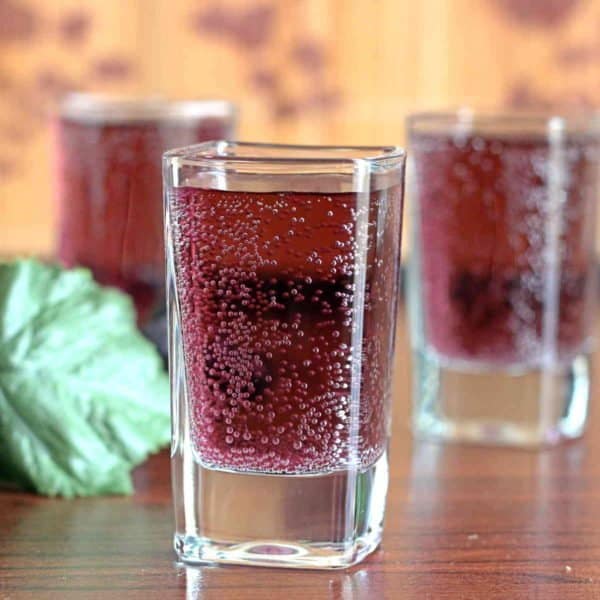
[
  {"x1": 164, "y1": 142, "x2": 405, "y2": 568},
  {"x1": 54, "y1": 93, "x2": 236, "y2": 341},
  {"x1": 408, "y1": 111, "x2": 599, "y2": 446}
]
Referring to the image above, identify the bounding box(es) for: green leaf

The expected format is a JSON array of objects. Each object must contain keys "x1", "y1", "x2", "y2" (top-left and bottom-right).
[{"x1": 0, "y1": 259, "x2": 170, "y2": 497}]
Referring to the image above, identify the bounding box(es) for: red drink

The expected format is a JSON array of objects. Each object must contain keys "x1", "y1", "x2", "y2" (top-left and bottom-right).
[
  {"x1": 170, "y1": 186, "x2": 403, "y2": 473},
  {"x1": 412, "y1": 131, "x2": 598, "y2": 366},
  {"x1": 167, "y1": 143, "x2": 405, "y2": 568},
  {"x1": 54, "y1": 95, "x2": 235, "y2": 324}
]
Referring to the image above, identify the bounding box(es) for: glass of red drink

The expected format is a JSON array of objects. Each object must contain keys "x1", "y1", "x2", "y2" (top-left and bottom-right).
[
  {"x1": 408, "y1": 111, "x2": 599, "y2": 447},
  {"x1": 165, "y1": 142, "x2": 405, "y2": 568},
  {"x1": 54, "y1": 94, "x2": 236, "y2": 348}
]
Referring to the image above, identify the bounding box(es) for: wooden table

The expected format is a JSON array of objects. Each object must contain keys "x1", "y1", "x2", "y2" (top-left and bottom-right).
[{"x1": 2, "y1": 311, "x2": 600, "y2": 599}]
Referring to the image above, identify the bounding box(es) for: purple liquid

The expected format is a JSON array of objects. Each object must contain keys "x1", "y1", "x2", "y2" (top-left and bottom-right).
[
  {"x1": 55, "y1": 116, "x2": 231, "y2": 324},
  {"x1": 170, "y1": 186, "x2": 403, "y2": 473},
  {"x1": 412, "y1": 132, "x2": 598, "y2": 365}
]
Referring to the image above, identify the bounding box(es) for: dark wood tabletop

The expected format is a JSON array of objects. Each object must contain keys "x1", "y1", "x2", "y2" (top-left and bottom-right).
[{"x1": 2, "y1": 310, "x2": 600, "y2": 599}]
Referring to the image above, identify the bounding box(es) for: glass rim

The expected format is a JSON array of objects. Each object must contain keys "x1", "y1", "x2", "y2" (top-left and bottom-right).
[
  {"x1": 164, "y1": 140, "x2": 406, "y2": 168},
  {"x1": 407, "y1": 109, "x2": 600, "y2": 136},
  {"x1": 58, "y1": 92, "x2": 236, "y2": 124}
]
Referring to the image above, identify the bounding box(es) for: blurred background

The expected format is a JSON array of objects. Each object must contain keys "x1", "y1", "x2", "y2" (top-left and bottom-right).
[{"x1": 0, "y1": 0, "x2": 599, "y2": 257}]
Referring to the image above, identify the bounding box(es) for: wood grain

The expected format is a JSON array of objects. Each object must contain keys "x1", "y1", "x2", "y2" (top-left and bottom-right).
[{"x1": 2, "y1": 310, "x2": 600, "y2": 599}]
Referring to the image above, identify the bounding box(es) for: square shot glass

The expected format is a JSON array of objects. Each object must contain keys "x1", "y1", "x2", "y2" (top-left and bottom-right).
[
  {"x1": 54, "y1": 94, "x2": 236, "y2": 340},
  {"x1": 408, "y1": 111, "x2": 600, "y2": 447},
  {"x1": 164, "y1": 142, "x2": 405, "y2": 568}
]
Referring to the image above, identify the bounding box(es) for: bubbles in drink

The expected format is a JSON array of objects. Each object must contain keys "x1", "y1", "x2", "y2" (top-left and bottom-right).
[
  {"x1": 56, "y1": 113, "x2": 231, "y2": 323},
  {"x1": 412, "y1": 130, "x2": 598, "y2": 366},
  {"x1": 170, "y1": 185, "x2": 403, "y2": 473}
]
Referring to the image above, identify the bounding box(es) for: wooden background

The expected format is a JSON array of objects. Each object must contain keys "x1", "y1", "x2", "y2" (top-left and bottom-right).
[{"x1": 1, "y1": 0, "x2": 599, "y2": 256}]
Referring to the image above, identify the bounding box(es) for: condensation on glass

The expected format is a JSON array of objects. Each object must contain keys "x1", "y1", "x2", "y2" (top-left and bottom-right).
[
  {"x1": 408, "y1": 111, "x2": 600, "y2": 447},
  {"x1": 164, "y1": 142, "x2": 405, "y2": 568}
]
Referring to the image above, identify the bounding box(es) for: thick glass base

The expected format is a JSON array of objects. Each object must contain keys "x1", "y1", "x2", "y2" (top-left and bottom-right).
[
  {"x1": 413, "y1": 349, "x2": 591, "y2": 447},
  {"x1": 173, "y1": 452, "x2": 388, "y2": 569}
]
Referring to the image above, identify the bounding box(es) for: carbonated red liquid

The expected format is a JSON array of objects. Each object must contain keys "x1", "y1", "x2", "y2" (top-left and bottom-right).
[
  {"x1": 55, "y1": 116, "x2": 231, "y2": 323},
  {"x1": 170, "y1": 186, "x2": 403, "y2": 473},
  {"x1": 412, "y1": 132, "x2": 598, "y2": 365}
]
